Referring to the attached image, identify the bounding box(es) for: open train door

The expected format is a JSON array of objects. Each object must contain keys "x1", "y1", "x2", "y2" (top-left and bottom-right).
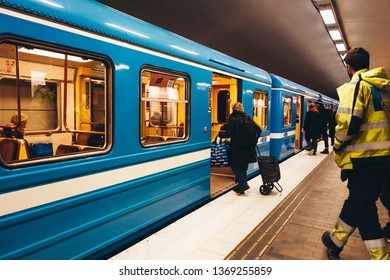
[
  {"x1": 295, "y1": 95, "x2": 303, "y2": 150},
  {"x1": 210, "y1": 73, "x2": 239, "y2": 198}
]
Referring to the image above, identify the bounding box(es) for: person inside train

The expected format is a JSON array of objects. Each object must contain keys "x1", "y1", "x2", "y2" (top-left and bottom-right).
[
  {"x1": 150, "y1": 111, "x2": 163, "y2": 126},
  {"x1": 0, "y1": 113, "x2": 28, "y2": 139},
  {"x1": 303, "y1": 103, "x2": 321, "y2": 155},
  {"x1": 321, "y1": 47, "x2": 390, "y2": 260},
  {"x1": 218, "y1": 102, "x2": 261, "y2": 194}
]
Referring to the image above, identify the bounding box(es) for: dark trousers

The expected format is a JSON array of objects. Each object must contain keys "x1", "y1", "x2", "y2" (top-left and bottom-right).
[
  {"x1": 231, "y1": 162, "x2": 249, "y2": 189},
  {"x1": 339, "y1": 168, "x2": 385, "y2": 240},
  {"x1": 321, "y1": 130, "x2": 329, "y2": 149},
  {"x1": 305, "y1": 135, "x2": 318, "y2": 153}
]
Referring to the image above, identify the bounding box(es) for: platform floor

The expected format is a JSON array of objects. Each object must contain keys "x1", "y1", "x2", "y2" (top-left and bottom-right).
[{"x1": 111, "y1": 142, "x2": 389, "y2": 260}]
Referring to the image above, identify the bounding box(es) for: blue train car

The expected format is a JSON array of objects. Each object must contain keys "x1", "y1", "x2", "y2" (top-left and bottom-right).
[
  {"x1": 0, "y1": 0, "x2": 273, "y2": 259},
  {"x1": 269, "y1": 74, "x2": 322, "y2": 161}
]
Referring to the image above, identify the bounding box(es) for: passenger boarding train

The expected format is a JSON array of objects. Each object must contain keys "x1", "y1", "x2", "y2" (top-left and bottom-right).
[{"x1": 0, "y1": 0, "x2": 337, "y2": 259}]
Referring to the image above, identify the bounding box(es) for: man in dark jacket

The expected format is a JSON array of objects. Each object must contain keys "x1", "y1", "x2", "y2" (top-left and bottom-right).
[
  {"x1": 219, "y1": 102, "x2": 261, "y2": 194},
  {"x1": 303, "y1": 103, "x2": 322, "y2": 155},
  {"x1": 316, "y1": 101, "x2": 331, "y2": 154}
]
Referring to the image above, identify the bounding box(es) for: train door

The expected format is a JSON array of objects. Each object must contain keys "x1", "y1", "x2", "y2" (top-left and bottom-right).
[
  {"x1": 294, "y1": 95, "x2": 303, "y2": 150},
  {"x1": 210, "y1": 73, "x2": 239, "y2": 197}
]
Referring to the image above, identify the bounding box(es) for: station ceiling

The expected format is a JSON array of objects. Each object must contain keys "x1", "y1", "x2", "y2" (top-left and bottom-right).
[{"x1": 97, "y1": 0, "x2": 390, "y2": 100}]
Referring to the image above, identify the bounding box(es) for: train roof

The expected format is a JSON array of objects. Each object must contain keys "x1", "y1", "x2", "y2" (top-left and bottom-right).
[
  {"x1": 1, "y1": 0, "x2": 271, "y2": 85},
  {"x1": 271, "y1": 74, "x2": 309, "y2": 94}
]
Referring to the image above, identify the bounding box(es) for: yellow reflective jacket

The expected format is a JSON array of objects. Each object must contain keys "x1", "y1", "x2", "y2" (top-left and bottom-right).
[{"x1": 334, "y1": 67, "x2": 390, "y2": 169}]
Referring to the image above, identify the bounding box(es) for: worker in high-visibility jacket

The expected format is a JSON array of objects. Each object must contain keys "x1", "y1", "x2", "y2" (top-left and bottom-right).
[{"x1": 321, "y1": 47, "x2": 390, "y2": 260}]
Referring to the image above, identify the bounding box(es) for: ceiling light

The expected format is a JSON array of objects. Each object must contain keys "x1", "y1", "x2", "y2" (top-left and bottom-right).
[
  {"x1": 336, "y1": 43, "x2": 346, "y2": 52},
  {"x1": 319, "y1": 9, "x2": 336, "y2": 25},
  {"x1": 316, "y1": 3, "x2": 348, "y2": 66},
  {"x1": 329, "y1": 29, "x2": 342, "y2": 41}
]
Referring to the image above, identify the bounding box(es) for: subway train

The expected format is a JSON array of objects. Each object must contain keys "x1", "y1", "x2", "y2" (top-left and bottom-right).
[{"x1": 0, "y1": 0, "x2": 338, "y2": 259}]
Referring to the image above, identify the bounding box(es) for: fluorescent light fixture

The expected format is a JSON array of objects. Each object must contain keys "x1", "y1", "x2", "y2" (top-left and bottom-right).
[
  {"x1": 336, "y1": 43, "x2": 346, "y2": 52},
  {"x1": 318, "y1": 4, "x2": 348, "y2": 65},
  {"x1": 329, "y1": 29, "x2": 342, "y2": 41},
  {"x1": 320, "y1": 8, "x2": 336, "y2": 25},
  {"x1": 19, "y1": 47, "x2": 92, "y2": 63}
]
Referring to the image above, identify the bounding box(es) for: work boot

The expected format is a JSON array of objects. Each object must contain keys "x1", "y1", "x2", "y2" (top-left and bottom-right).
[
  {"x1": 321, "y1": 231, "x2": 342, "y2": 260},
  {"x1": 320, "y1": 148, "x2": 329, "y2": 154}
]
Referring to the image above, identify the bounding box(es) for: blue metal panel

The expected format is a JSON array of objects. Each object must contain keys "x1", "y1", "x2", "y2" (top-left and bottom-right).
[{"x1": 0, "y1": 161, "x2": 210, "y2": 259}]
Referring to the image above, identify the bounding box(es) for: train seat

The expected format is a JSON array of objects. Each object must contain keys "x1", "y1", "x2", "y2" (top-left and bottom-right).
[
  {"x1": 55, "y1": 144, "x2": 81, "y2": 155},
  {"x1": 76, "y1": 133, "x2": 90, "y2": 145},
  {"x1": 0, "y1": 137, "x2": 31, "y2": 162},
  {"x1": 0, "y1": 138, "x2": 20, "y2": 162}
]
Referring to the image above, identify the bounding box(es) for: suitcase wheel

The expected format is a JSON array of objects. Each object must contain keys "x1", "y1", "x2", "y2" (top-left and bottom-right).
[{"x1": 259, "y1": 184, "x2": 271, "y2": 195}]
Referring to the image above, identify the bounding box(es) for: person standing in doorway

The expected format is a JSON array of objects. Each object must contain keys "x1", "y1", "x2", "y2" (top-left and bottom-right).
[
  {"x1": 219, "y1": 102, "x2": 261, "y2": 194},
  {"x1": 303, "y1": 103, "x2": 322, "y2": 155}
]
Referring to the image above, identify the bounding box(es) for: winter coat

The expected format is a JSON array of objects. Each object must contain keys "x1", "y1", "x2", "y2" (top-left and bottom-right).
[
  {"x1": 218, "y1": 110, "x2": 258, "y2": 165},
  {"x1": 334, "y1": 67, "x2": 390, "y2": 170},
  {"x1": 303, "y1": 108, "x2": 322, "y2": 139}
]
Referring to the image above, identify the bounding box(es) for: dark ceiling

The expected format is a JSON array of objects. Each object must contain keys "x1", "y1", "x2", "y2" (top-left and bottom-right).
[{"x1": 96, "y1": 0, "x2": 390, "y2": 100}]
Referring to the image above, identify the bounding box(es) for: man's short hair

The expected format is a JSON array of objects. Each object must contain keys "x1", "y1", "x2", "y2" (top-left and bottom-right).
[{"x1": 344, "y1": 47, "x2": 370, "y2": 71}]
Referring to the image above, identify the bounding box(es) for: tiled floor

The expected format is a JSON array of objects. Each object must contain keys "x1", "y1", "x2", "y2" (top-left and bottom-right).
[{"x1": 110, "y1": 142, "x2": 389, "y2": 260}]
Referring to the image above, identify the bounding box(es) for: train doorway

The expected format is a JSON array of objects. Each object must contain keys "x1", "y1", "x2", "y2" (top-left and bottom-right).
[
  {"x1": 210, "y1": 73, "x2": 239, "y2": 198},
  {"x1": 294, "y1": 95, "x2": 303, "y2": 151}
]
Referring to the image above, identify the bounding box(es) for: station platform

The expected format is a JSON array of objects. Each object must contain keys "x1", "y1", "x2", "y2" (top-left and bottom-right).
[{"x1": 110, "y1": 141, "x2": 389, "y2": 260}]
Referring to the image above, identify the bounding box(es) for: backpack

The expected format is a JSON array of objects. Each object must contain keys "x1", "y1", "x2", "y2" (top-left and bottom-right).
[{"x1": 236, "y1": 116, "x2": 262, "y2": 148}]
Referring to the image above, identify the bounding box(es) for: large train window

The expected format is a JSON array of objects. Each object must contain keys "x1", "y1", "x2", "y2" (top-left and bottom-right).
[
  {"x1": 0, "y1": 42, "x2": 108, "y2": 165},
  {"x1": 140, "y1": 68, "x2": 189, "y2": 146},
  {"x1": 283, "y1": 96, "x2": 293, "y2": 126},
  {"x1": 253, "y1": 89, "x2": 268, "y2": 129}
]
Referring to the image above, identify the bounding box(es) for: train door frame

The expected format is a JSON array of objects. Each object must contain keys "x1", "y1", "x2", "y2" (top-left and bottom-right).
[
  {"x1": 294, "y1": 95, "x2": 303, "y2": 151},
  {"x1": 210, "y1": 73, "x2": 240, "y2": 197}
]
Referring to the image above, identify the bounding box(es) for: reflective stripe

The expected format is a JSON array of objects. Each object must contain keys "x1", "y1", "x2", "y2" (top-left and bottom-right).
[
  {"x1": 330, "y1": 218, "x2": 356, "y2": 247},
  {"x1": 345, "y1": 140, "x2": 390, "y2": 151},
  {"x1": 364, "y1": 238, "x2": 386, "y2": 249},
  {"x1": 337, "y1": 107, "x2": 352, "y2": 114},
  {"x1": 360, "y1": 121, "x2": 390, "y2": 131},
  {"x1": 335, "y1": 132, "x2": 354, "y2": 141},
  {"x1": 337, "y1": 217, "x2": 355, "y2": 233},
  {"x1": 337, "y1": 107, "x2": 364, "y2": 118},
  {"x1": 353, "y1": 109, "x2": 364, "y2": 118}
]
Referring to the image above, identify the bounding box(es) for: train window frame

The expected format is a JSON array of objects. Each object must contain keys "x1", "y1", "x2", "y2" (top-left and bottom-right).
[
  {"x1": 253, "y1": 89, "x2": 268, "y2": 130},
  {"x1": 0, "y1": 40, "x2": 111, "y2": 167},
  {"x1": 283, "y1": 95, "x2": 293, "y2": 127},
  {"x1": 140, "y1": 67, "x2": 190, "y2": 147}
]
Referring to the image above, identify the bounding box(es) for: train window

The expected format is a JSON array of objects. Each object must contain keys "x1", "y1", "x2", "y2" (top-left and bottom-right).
[
  {"x1": 253, "y1": 90, "x2": 268, "y2": 129},
  {"x1": 283, "y1": 96, "x2": 292, "y2": 126},
  {"x1": 0, "y1": 42, "x2": 108, "y2": 164},
  {"x1": 140, "y1": 69, "x2": 189, "y2": 146}
]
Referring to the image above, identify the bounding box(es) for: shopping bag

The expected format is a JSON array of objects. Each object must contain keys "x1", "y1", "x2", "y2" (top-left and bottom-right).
[{"x1": 211, "y1": 137, "x2": 229, "y2": 167}]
